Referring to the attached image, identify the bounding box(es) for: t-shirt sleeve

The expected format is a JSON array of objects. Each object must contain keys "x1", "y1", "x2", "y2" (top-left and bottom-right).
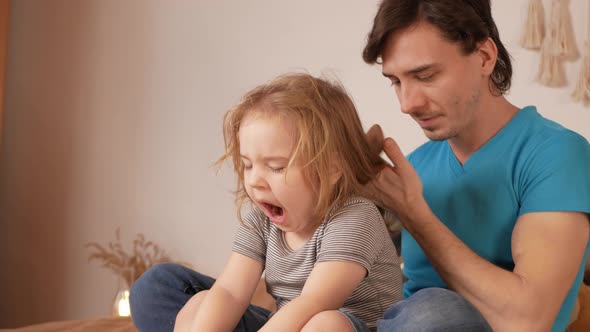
[
  {"x1": 316, "y1": 199, "x2": 390, "y2": 272},
  {"x1": 519, "y1": 131, "x2": 590, "y2": 215},
  {"x1": 231, "y1": 208, "x2": 268, "y2": 264}
]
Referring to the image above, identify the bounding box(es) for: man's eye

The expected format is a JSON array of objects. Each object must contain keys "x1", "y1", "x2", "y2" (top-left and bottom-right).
[{"x1": 417, "y1": 74, "x2": 434, "y2": 82}]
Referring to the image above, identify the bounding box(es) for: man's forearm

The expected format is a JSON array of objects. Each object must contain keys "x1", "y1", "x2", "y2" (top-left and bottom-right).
[{"x1": 404, "y1": 207, "x2": 557, "y2": 331}]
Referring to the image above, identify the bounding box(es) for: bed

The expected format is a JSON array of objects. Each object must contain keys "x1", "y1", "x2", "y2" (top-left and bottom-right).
[
  {"x1": 1, "y1": 317, "x2": 136, "y2": 332},
  {"x1": 0, "y1": 278, "x2": 276, "y2": 332},
  {"x1": 3, "y1": 277, "x2": 589, "y2": 331}
]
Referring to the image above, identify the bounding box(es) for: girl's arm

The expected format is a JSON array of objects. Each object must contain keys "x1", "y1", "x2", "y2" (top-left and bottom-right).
[
  {"x1": 182, "y1": 252, "x2": 264, "y2": 332},
  {"x1": 259, "y1": 260, "x2": 366, "y2": 332}
]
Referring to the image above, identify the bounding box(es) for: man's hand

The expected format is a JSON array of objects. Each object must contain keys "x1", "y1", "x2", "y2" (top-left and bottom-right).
[
  {"x1": 364, "y1": 124, "x2": 427, "y2": 226},
  {"x1": 366, "y1": 124, "x2": 386, "y2": 160}
]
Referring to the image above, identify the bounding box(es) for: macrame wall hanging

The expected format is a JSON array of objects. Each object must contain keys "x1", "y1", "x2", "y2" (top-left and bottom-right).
[
  {"x1": 573, "y1": 0, "x2": 590, "y2": 106},
  {"x1": 547, "y1": 0, "x2": 578, "y2": 59},
  {"x1": 537, "y1": 0, "x2": 578, "y2": 87},
  {"x1": 520, "y1": 0, "x2": 546, "y2": 49},
  {"x1": 521, "y1": 0, "x2": 588, "y2": 107}
]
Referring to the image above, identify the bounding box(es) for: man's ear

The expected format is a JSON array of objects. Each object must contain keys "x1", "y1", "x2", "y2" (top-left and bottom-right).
[{"x1": 477, "y1": 37, "x2": 498, "y2": 76}]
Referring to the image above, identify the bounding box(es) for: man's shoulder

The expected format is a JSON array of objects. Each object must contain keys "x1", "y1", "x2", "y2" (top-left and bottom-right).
[
  {"x1": 495, "y1": 106, "x2": 589, "y2": 164},
  {"x1": 518, "y1": 118, "x2": 589, "y2": 161},
  {"x1": 517, "y1": 106, "x2": 588, "y2": 148}
]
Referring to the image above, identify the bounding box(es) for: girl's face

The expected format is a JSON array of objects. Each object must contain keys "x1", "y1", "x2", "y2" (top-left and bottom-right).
[{"x1": 239, "y1": 111, "x2": 319, "y2": 239}]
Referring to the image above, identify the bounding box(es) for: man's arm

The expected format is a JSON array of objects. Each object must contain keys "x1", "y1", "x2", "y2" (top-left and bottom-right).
[
  {"x1": 259, "y1": 261, "x2": 366, "y2": 332},
  {"x1": 374, "y1": 137, "x2": 589, "y2": 331},
  {"x1": 407, "y1": 205, "x2": 587, "y2": 331}
]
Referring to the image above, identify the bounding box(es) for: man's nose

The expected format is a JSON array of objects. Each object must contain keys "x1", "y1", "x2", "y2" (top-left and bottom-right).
[{"x1": 399, "y1": 84, "x2": 427, "y2": 115}]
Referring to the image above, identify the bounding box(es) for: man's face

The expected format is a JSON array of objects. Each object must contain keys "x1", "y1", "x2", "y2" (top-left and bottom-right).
[{"x1": 381, "y1": 21, "x2": 485, "y2": 141}]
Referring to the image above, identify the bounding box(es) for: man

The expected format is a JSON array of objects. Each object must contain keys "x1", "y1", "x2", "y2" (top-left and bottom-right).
[{"x1": 362, "y1": 0, "x2": 590, "y2": 331}]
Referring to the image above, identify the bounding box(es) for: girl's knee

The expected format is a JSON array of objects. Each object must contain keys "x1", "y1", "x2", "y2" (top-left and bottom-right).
[
  {"x1": 142, "y1": 262, "x2": 184, "y2": 282},
  {"x1": 130, "y1": 263, "x2": 189, "y2": 310},
  {"x1": 132, "y1": 263, "x2": 181, "y2": 293}
]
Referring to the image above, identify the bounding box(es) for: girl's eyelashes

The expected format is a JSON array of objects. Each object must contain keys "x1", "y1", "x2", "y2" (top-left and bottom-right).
[
  {"x1": 240, "y1": 160, "x2": 284, "y2": 173},
  {"x1": 268, "y1": 166, "x2": 285, "y2": 173}
]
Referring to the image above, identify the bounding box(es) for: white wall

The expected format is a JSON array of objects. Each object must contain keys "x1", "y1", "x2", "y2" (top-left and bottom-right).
[{"x1": 0, "y1": 0, "x2": 588, "y2": 327}]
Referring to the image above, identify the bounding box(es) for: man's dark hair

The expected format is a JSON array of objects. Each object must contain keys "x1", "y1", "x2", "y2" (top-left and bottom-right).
[{"x1": 363, "y1": 0, "x2": 512, "y2": 95}]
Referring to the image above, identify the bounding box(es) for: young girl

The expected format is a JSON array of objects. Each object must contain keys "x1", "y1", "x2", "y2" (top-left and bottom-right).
[{"x1": 130, "y1": 73, "x2": 402, "y2": 332}]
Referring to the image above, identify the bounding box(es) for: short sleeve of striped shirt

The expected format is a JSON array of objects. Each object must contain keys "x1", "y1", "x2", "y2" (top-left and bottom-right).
[
  {"x1": 231, "y1": 208, "x2": 268, "y2": 264},
  {"x1": 317, "y1": 199, "x2": 388, "y2": 272}
]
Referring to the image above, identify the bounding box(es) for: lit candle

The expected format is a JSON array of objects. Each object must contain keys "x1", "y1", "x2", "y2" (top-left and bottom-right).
[{"x1": 116, "y1": 290, "x2": 131, "y2": 317}]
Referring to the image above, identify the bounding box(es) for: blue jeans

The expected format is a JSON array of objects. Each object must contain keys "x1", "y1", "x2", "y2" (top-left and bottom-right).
[
  {"x1": 129, "y1": 263, "x2": 271, "y2": 332},
  {"x1": 131, "y1": 263, "x2": 371, "y2": 332},
  {"x1": 377, "y1": 287, "x2": 493, "y2": 332}
]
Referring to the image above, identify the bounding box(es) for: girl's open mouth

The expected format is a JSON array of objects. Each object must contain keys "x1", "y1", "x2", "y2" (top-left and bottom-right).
[{"x1": 261, "y1": 202, "x2": 286, "y2": 225}]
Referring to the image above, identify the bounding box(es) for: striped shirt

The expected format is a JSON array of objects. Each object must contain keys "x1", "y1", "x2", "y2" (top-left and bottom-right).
[{"x1": 232, "y1": 196, "x2": 403, "y2": 330}]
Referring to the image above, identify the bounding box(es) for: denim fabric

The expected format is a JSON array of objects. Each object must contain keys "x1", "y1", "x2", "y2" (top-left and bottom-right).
[
  {"x1": 129, "y1": 263, "x2": 271, "y2": 332},
  {"x1": 340, "y1": 310, "x2": 371, "y2": 332},
  {"x1": 377, "y1": 287, "x2": 492, "y2": 332}
]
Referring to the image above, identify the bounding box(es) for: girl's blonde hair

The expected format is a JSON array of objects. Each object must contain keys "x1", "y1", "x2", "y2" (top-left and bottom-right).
[{"x1": 219, "y1": 73, "x2": 385, "y2": 223}]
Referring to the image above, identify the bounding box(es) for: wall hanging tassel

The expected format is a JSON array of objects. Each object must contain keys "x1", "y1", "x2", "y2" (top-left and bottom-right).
[
  {"x1": 537, "y1": 0, "x2": 567, "y2": 87},
  {"x1": 573, "y1": 0, "x2": 590, "y2": 106},
  {"x1": 538, "y1": 37, "x2": 567, "y2": 87},
  {"x1": 549, "y1": 0, "x2": 578, "y2": 59},
  {"x1": 520, "y1": 0, "x2": 546, "y2": 50}
]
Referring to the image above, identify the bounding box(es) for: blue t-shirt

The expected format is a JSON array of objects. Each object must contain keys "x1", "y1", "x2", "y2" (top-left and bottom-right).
[{"x1": 403, "y1": 106, "x2": 590, "y2": 332}]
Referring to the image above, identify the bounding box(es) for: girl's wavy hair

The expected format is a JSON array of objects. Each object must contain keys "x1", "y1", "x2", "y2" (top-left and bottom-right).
[
  {"x1": 218, "y1": 73, "x2": 385, "y2": 223},
  {"x1": 363, "y1": 0, "x2": 512, "y2": 96}
]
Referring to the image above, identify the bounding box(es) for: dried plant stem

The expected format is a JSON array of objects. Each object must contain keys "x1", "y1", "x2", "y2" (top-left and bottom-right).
[{"x1": 85, "y1": 228, "x2": 173, "y2": 287}]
